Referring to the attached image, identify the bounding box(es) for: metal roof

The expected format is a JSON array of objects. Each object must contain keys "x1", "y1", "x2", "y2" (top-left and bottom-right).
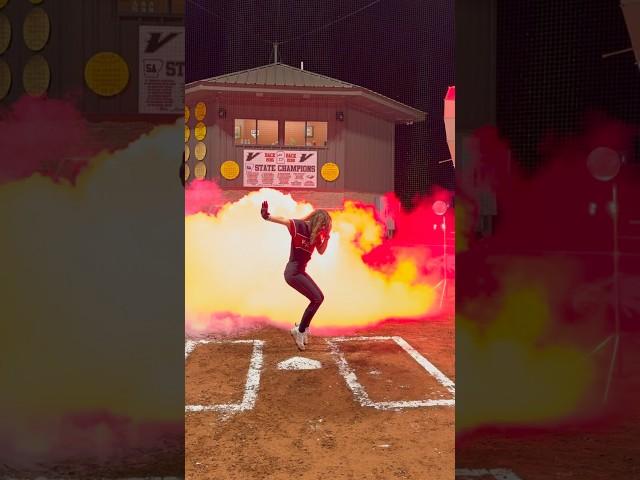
[
  {"x1": 186, "y1": 63, "x2": 426, "y2": 123},
  {"x1": 201, "y1": 62, "x2": 358, "y2": 89}
]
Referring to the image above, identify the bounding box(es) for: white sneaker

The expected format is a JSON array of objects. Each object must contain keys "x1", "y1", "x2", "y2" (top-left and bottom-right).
[
  {"x1": 295, "y1": 323, "x2": 310, "y2": 346},
  {"x1": 290, "y1": 326, "x2": 306, "y2": 351}
]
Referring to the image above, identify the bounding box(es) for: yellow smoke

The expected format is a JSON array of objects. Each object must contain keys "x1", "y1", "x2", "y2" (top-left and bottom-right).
[
  {"x1": 0, "y1": 123, "x2": 184, "y2": 423},
  {"x1": 185, "y1": 189, "x2": 437, "y2": 332},
  {"x1": 456, "y1": 268, "x2": 593, "y2": 431}
]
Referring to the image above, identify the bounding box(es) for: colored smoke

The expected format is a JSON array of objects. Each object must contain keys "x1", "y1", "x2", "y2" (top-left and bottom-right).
[
  {"x1": 457, "y1": 115, "x2": 640, "y2": 432},
  {"x1": 0, "y1": 103, "x2": 184, "y2": 467},
  {"x1": 0, "y1": 96, "x2": 92, "y2": 183},
  {"x1": 185, "y1": 184, "x2": 451, "y2": 336}
]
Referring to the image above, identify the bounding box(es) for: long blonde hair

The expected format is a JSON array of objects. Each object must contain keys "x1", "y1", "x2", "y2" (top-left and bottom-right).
[{"x1": 302, "y1": 209, "x2": 332, "y2": 246}]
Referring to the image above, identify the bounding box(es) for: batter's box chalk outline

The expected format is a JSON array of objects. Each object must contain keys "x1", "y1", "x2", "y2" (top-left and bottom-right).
[
  {"x1": 455, "y1": 468, "x2": 522, "y2": 480},
  {"x1": 185, "y1": 339, "x2": 264, "y2": 414},
  {"x1": 326, "y1": 336, "x2": 455, "y2": 410}
]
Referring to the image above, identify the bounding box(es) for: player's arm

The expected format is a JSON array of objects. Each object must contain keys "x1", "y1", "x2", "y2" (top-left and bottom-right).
[
  {"x1": 260, "y1": 201, "x2": 290, "y2": 227},
  {"x1": 316, "y1": 231, "x2": 330, "y2": 255}
]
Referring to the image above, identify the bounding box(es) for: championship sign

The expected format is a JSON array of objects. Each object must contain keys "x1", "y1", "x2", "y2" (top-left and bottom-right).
[
  {"x1": 139, "y1": 25, "x2": 184, "y2": 114},
  {"x1": 243, "y1": 150, "x2": 317, "y2": 188}
]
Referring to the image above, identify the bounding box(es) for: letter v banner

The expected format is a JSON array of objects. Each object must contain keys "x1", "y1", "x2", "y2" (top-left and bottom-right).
[{"x1": 139, "y1": 25, "x2": 184, "y2": 114}]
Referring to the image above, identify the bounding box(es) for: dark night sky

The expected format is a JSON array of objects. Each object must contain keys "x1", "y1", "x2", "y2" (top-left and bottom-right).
[
  {"x1": 496, "y1": 0, "x2": 640, "y2": 172},
  {"x1": 185, "y1": 0, "x2": 455, "y2": 206}
]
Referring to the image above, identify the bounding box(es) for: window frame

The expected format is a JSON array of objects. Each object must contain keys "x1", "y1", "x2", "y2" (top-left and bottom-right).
[
  {"x1": 234, "y1": 119, "x2": 328, "y2": 148},
  {"x1": 284, "y1": 120, "x2": 328, "y2": 148},
  {"x1": 234, "y1": 118, "x2": 280, "y2": 146}
]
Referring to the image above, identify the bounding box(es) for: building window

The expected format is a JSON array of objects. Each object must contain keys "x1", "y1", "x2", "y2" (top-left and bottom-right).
[
  {"x1": 306, "y1": 121, "x2": 328, "y2": 147},
  {"x1": 234, "y1": 119, "x2": 279, "y2": 146},
  {"x1": 235, "y1": 119, "x2": 256, "y2": 145},
  {"x1": 257, "y1": 119, "x2": 278, "y2": 145},
  {"x1": 285, "y1": 121, "x2": 328, "y2": 147},
  {"x1": 284, "y1": 121, "x2": 305, "y2": 146}
]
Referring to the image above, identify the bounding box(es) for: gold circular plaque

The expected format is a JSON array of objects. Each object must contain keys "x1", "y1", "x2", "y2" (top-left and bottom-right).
[
  {"x1": 185, "y1": 105, "x2": 190, "y2": 123},
  {"x1": 184, "y1": 163, "x2": 190, "y2": 181},
  {"x1": 321, "y1": 162, "x2": 340, "y2": 182},
  {"x1": 194, "y1": 142, "x2": 206, "y2": 161},
  {"x1": 194, "y1": 122, "x2": 206, "y2": 141},
  {"x1": 0, "y1": 59, "x2": 11, "y2": 100},
  {"x1": 184, "y1": 125, "x2": 190, "y2": 143},
  {"x1": 84, "y1": 52, "x2": 129, "y2": 97},
  {"x1": 184, "y1": 144, "x2": 190, "y2": 162},
  {"x1": 194, "y1": 102, "x2": 206, "y2": 120},
  {"x1": 194, "y1": 161, "x2": 207, "y2": 180},
  {"x1": 23, "y1": 54, "x2": 49, "y2": 97},
  {"x1": 220, "y1": 160, "x2": 240, "y2": 180},
  {"x1": 23, "y1": 7, "x2": 50, "y2": 52},
  {"x1": 0, "y1": 14, "x2": 11, "y2": 54}
]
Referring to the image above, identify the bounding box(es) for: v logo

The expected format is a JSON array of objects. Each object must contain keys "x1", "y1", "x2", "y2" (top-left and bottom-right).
[{"x1": 145, "y1": 32, "x2": 180, "y2": 53}]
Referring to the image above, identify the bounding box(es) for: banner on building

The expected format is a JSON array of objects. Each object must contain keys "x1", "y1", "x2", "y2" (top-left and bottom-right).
[
  {"x1": 243, "y1": 150, "x2": 317, "y2": 188},
  {"x1": 139, "y1": 25, "x2": 184, "y2": 114}
]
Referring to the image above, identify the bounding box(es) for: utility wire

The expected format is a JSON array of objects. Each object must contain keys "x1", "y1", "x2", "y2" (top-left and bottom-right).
[
  {"x1": 188, "y1": 0, "x2": 385, "y2": 64},
  {"x1": 279, "y1": 0, "x2": 383, "y2": 45},
  {"x1": 186, "y1": 0, "x2": 272, "y2": 46}
]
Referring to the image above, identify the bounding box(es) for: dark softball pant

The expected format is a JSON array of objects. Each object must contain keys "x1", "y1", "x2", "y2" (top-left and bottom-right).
[{"x1": 284, "y1": 262, "x2": 324, "y2": 333}]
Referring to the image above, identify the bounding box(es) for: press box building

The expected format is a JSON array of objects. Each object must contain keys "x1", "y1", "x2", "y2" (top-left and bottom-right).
[{"x1": 184, "y1": 62, "x2": 425, "y2": 208}]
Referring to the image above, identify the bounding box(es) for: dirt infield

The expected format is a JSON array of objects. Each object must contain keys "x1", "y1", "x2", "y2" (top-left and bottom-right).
[
  {"x1": 456, "y1": 336, "x2": 640, "y2": 480},
  {"x1": 185, "y1": 318, "x2": 455, "y2": 480}
]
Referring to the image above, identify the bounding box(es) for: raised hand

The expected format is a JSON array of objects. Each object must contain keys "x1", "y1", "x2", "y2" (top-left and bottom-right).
[{"x1": 261, "y1": 201, "x2": 270, "y2": 220}]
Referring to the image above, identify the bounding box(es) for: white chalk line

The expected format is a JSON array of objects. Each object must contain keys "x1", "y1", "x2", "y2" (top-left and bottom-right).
[
  {"x1": 185, "y1": 339, "x2": 264, "y2": 414},
  {"x1": 455, "y1": 468, "x2": 522, "y2": 480},
  {"x1": 326, "y1": 336, "x2": 455, "y2": 410}
]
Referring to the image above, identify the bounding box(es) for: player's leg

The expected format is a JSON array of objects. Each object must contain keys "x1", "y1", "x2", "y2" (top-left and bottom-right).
[
  {"x1": 296, "y1": 272, "x2": 324, "y2": 333},
  {"x1": 284, "y1": 270, "x2": 323, "y2": 349}
]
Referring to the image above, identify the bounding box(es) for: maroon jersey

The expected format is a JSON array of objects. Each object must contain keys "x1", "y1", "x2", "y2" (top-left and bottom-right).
[{"x1": 288, "y1": 219, "x2": 315, "y2": 268}]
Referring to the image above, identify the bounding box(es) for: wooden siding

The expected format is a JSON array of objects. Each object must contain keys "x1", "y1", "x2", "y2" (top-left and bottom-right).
[
  {"x1": 184, "y1": 95, "x2": 348, "y2": 192},
  {"x1": 1, "y1": 0, "x2": 182, "y2": 115},
  {"x1": 343, "y1": 106, "x2": 394, "y2": 193}
]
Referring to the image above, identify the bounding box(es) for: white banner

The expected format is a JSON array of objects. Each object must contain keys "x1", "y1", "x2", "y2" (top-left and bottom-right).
[
  {"x1": 243, "y1": 150, "x2": 317, "y2": 188},
  {"x1": 139, "y1": 26, "x2": 184, "y2": 114}
]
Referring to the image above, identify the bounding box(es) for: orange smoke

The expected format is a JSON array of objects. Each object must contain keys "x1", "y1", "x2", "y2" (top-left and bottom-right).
[{"x1": 185, "y1": 187, "x2": 440, "y2": 334}]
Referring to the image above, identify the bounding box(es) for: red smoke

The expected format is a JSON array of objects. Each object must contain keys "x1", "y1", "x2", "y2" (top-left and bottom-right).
[
  {"x1": 464, "y1": 116, "x2": 638, "y2": 255},
  {"x1": 457, "y1": 113, "x2": 640, "y2": 433},
  {"x1": 0, "y1": 412, "x2": 182, "y2": 470},
  {"x1": 363, "y1": 188, "x2": 455, "y2": 279},
  {"x1": 185, "y1": 179, "x2": 225, "y2": 216},
  {"x1": 0, "y1": 96, "x2": 94, "y2": 183}
]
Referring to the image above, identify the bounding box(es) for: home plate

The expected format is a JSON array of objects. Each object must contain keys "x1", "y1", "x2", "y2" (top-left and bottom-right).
[{"x1": 277, "y1": 357, "x2": 322, "y2": 370}]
